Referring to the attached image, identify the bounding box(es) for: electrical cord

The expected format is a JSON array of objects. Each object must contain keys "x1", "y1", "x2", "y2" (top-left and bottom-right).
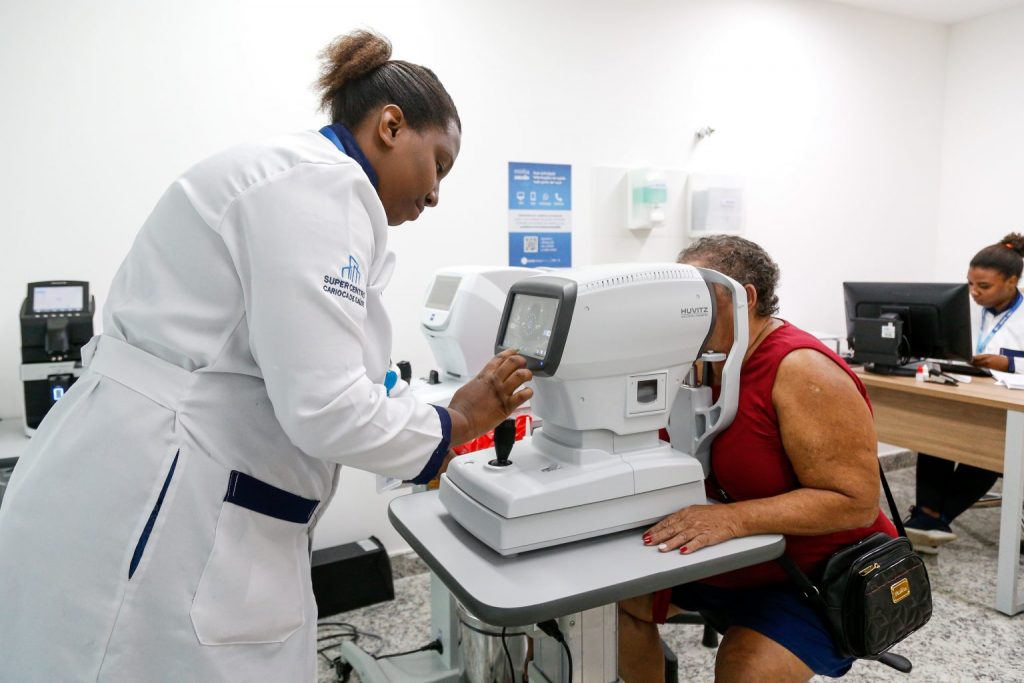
[
  {"x1": 537, "y1": 619, "x2": 573, "y2": 683},
  {"x1": 317, "y1": 622, "x2": 357, "y2": 642},
  {"x1": 898, "y1": 334, "x2": 912, "y2": 366},
  {"x1": 317, "y1": 629, "x2": 358, "y2": 665},
  {"x1": 559, "y1": 639, "x2": 572, "y2": 683},
  {"x1": 320, "y1": 636, "x2": 442, "y2": 682},
  {"x1": 316, "y1": 620, "x2": 386, "y2": 679},
  {"x1": 462, "y1": 613, "x2": 526, "y2": 679},
  {"x1": 333, "y1": 658, "x2": 353, "y2": 683},
  {"x1": 501, "y1": 626, "x2": 515, "y2": 682},
  {"x1": 375, "y1": 639, "x2": 443, "y2": 659},
  {"x1": 317, "y1": 621, "x2": 385, "y2": 653}
]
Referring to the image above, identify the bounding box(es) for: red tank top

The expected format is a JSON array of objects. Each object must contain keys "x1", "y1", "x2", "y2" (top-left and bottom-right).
[{"x1": 701, "y1": 321, "x2": 897, "y2": 588}]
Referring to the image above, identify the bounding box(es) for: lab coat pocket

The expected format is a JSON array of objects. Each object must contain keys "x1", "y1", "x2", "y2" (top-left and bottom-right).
[
  {"x1": 190, "y1": 471, "x2": 319, "y2": 645},
  {"x1": 129, "y1": 451, "x2": 180, "y2": 579}
]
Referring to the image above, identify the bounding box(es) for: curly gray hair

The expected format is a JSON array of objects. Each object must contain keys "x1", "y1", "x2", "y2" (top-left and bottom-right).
[{"x1": 677, "y1": 235, "x2": 780, "y2": 317}]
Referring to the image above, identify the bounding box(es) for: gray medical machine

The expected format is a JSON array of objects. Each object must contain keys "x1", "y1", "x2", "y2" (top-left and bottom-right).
[
  {"x1": 440, "y1": 264, "x2": 746, "y2": 555},
  {"x1": 343, "y1": 263, "x2": 753, "y2": 682}
]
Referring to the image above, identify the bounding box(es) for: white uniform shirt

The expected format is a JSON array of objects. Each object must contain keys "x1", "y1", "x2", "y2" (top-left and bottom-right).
[{"x1": 975, "y1": 291, "x2": 1024, "y2": 372}]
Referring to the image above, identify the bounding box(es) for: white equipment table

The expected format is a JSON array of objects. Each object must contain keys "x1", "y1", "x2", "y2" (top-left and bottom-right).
[{"x1": 388, "y1": 491, "x2": 784, "y2": 681}]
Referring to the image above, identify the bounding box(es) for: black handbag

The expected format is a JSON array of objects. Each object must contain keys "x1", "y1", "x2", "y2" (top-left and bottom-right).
[{"x1": 780, "y1": 466, "x2": 933, "y2": 658}]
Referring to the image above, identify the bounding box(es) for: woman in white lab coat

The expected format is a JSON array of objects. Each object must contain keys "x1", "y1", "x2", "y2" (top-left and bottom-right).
[
  {"x1": 0, "y1": 31, "x2": 531, "y2": 682},
  {"x1": 904, "y1": 233, "x2": 1024, "y2": 552}
]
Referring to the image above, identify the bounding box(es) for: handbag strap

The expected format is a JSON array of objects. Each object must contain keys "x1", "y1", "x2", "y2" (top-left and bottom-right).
[
  {"x1": 878, "y1": 463, "x2": 907, "y2": 538},
  {"x1": 778, "y1": 552, "x2": 825, "y2": 604},
  {"x1": 778, "y1": 462, "x2": 906, "y2": 606}
]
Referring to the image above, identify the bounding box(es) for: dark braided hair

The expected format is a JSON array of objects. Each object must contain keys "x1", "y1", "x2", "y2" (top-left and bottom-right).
[
  {"x1": 316, "y1": 30, "x2": 461, "y2": 133},
  {"x1": 970, "y1": 232, "x2": 1024, "y2": 279},
  {"x1": 678, "y1": 235, "x2": 781, "y2": 317}
]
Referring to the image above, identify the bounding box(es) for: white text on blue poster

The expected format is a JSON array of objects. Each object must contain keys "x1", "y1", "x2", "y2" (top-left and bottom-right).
[{"x1": 508, "y1": 162, "x2": 571, "y2": 268}]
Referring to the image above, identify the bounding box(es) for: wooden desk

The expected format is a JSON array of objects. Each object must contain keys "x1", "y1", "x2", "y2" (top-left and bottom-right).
[{"x1": 855, "y1": 370, "x2": 1024, "y2": 615}]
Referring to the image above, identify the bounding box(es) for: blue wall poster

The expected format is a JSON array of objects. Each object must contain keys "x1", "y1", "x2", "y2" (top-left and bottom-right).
[{"x1": 508, "y1": 162, "x2": 572, "y2": 268}]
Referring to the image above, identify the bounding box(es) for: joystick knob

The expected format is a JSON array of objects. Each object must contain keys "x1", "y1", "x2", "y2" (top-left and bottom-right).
[
  {"x1": 397, "y1": 360, "x2": 412, "y2": 384},
  {"x1": 488, "y1": 418, "x2": 517, "y2": 467}
]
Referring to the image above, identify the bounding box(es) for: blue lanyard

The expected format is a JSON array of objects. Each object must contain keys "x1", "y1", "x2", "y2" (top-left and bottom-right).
[{"x1": 977, "y1": 292, "x2": 1023, "y2": 354}]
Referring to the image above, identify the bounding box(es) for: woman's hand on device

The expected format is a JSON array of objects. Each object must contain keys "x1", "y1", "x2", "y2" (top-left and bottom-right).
[
  {"x1": 447, "y1": 350, "x2": 533, "y2": 446},
  {"x1": 972, "y1": 354, "x2": 1009, "y2": 372},
  {"x1": 641, "y1": 504, "x2": 744, "y2": 554}
]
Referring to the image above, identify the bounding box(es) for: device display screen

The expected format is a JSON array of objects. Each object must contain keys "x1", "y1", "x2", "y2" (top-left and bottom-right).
[
  {"x1": 501, "y1": 294, "x2": 559, "y2": 359},
  {"x1": 425, "y1": 275, "x2": 462, "y2": 311},
  {"x1": 33, "y1": 286, "x2": 84, "y2": 313}
]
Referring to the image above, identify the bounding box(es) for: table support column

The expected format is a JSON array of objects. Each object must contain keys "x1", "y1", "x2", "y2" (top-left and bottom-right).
[
  {"x1": 530, "y1": 604, "x2": 620, "y2": 682},
  {"x1": 996, "y1": 410, "x2": 1024, "y2": 615}
]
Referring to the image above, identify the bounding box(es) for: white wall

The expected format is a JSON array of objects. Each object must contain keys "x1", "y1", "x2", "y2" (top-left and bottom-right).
[
  {"x1": 575, "y1": 0, "x2": 948, "y2": 338},
  {"x1": 0, "y1": 0, "x2": 950, "y2": 553},
  {"x1": 934, "y1": 5, "x2": 1024, "y2": 280}
]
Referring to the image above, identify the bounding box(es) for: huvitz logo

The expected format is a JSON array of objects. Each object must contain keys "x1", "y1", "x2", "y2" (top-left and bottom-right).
[{"x1": 680, "y1": 306, "x2": 710, "y2": 318}]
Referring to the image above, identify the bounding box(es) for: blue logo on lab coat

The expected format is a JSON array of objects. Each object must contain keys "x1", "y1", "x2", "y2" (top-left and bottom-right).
[{"x1": 340, "y1": 256, "x2": 362, "y2": 285}]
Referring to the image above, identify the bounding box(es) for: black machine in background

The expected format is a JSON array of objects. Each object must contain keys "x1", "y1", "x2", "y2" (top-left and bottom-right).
[
  {"x1": 843, "y1": 282, "x2": 973, "y2": 376},
  {"x1": 311, "y1": 536, "x2": 394, "y2": 618},
  {"x1": 20, "y1": 281, "x2": 95, "y2": 435}
]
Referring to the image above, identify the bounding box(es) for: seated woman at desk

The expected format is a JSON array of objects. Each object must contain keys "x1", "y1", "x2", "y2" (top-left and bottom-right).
[
  {"x1": 904, "y1": 233, "x2": 1024, "y2": 553},
  {"x1": 619, "y1": 236, "x2": 897, "y2": 682}
]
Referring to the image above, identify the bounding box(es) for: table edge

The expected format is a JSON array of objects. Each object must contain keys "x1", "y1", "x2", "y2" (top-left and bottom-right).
[{"x1": 388, "y1": 499, "x2": 785, "y2": 627}]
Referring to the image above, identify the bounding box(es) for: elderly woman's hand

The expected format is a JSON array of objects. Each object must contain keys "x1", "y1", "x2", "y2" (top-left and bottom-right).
[{"x1": 642, "y1": 503, "x2": 745, "y2": 554}]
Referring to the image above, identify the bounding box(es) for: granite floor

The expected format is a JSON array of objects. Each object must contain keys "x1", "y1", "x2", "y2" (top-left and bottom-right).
[{"x1": 317, "y1": 464, "x2": 1024, "y2": 682}]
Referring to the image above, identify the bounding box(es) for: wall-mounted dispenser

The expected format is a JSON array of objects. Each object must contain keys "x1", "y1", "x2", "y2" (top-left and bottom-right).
[
  {"x1": 626, "y1": 169, "x2": 669, "y2": 231},
  {"x1": 687, "y1": 174, "x2": 745, "y2": 236}
]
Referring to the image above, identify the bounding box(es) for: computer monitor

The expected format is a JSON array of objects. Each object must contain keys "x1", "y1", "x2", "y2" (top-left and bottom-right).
[{"x1": 843, "y1": 282, "x2": 972, "y2": 374}]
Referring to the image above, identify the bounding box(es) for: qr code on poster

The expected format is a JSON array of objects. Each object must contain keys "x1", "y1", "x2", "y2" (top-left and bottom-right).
[{"x1": 523, "y1": 236, "x2": 539, "y2": 253}]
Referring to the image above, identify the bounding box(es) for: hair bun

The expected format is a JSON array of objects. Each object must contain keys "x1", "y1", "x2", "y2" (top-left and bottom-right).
[
  {"x1": 317, "y1": 30, "x2": 392, "y2": 111},
  {"x1": 1000, "y1": 232, "x2": 1024, "y2": 255}
]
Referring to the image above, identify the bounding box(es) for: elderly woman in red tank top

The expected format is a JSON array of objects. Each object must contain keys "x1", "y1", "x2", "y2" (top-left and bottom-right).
[{"x1": 619, "y1": 236, "x2": 898, "y2": 682}]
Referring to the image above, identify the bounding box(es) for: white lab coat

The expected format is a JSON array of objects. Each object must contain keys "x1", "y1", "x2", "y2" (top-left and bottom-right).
[{"x1": 0, "y1": 131, "x2": 448, "y2": 681}]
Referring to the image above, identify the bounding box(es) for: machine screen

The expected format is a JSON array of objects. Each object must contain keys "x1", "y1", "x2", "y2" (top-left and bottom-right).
[
  {"x1": 501, "y1": 294, "x2": 559, "y2": 359},
  {"x1": 32, "y1": 286, "x2": 84, "y2": 313},
  {"x1": 425, "y1": 275, "x2": 462, "y2": 311}
]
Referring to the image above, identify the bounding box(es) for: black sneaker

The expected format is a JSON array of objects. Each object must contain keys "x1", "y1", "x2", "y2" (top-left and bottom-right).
[{"x1": 903, "y1": 506, "x2": 957, "y2": 548}]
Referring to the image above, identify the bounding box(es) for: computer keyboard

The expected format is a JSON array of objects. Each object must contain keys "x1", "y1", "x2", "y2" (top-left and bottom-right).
[{"x1": 936, "y1": 362, "x2": 991, "y2": 378}]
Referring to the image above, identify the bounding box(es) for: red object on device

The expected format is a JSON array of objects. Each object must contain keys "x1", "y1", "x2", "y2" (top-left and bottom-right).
[{"x1": 452, "y1": 414, "x2": 532, "y2": 455}]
